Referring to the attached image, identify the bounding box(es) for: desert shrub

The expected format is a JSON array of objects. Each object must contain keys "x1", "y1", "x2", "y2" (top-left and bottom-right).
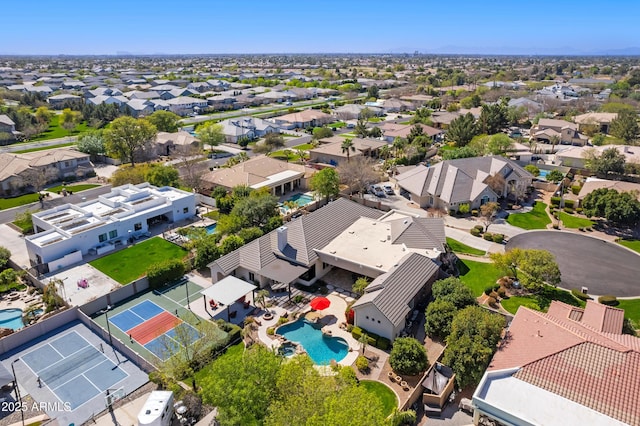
[
  {"x1": 459, "y1": 203, "x2": 470, "y2": 214},
  {"x1": 487, "y1": 297, "x2": 498, "y2": 308},
  {"x1": 497, "y1": 287, "x2": 506, "y2": 298},
  {"x1": 470, "y1": 228, "x2": 481, "y2": 237},
  {"x1": 267, "y1": 327, "x2": 275, "y2": 335},
  {"x1": 571, "y1": 288, "x2": 592, "y2": 301},
  {"x1": 598, "y1": 295, "x2": 618, "y2": 306},
  {"x1": 474, "y1": 225, "x2": 484, "y2": 232},
  {"x1": 564, "y1": 199, "x2": 575, "y2": 209},
  {"x1": 471, "y1": 209, "x2": 478, "y2": 216},
  {"x1": 571, "y1": 185, "x2": 581, "y2": 195},
  {"x1": 389, "y1": 337, "x2": 429, "y2": 375},
  {"x1": 355, "y1": 355, "x2": 369, "y2": 372},
  {"x1": 576, "y1": 207, "x2": 583, "y2": 213},
  {"x1": 483, "y1": 232, "x2": 494, "y2": 241},
  {"x1": 147, "y1": 259, "x2": 185, "y2": 289},
  {"x1": 550, "y1": 196, "x2": 561, "y2": 206},
  {"x1": 484, "y1": 286, "x2": 494, "y2": 296},
  {"x1": 563, "y1": 207, "x2": 574, "y2": 213},
  {"x1": 492, "y1": 234, "x2": 504, "y2": 243},
  {"x1": 489, "y1": 291, "x2": 499, "y2": 300},
  {"x1": 277, "y1": 316, "x2": 289, "y2": 325},
  {"x1": 351, "y1": 326, "x2": 363, "y2": 340}
]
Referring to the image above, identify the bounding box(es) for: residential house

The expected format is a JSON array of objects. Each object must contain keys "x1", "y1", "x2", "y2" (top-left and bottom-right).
[
  {"x1": 187, "y1": 81, "x2": 211, "y2": 93},
  {"x1": 154, "y1": 131, "x2": 200, "y2": 156},
  {"x1": 61, "y1": 80, "x2": 86, "y2": 90},
  {"x1": 125, "y1": 99, "x2": 154, "y2": 117},
  {"x1": 334, "y1": 104, "x2": 382, "y2": 121},
  {"x1": 0, "y1": 148, "x2": 94, "y2": 197},
  {"x1": 209, "y1": 200, "x2": 447, "y2": 341},
  {"x1": 123, "y1": 90, "x2": 160, "y2": 100},
  {"x1": 47, "y1": 94, "x2": 82, "y2": 109},
  {"x1": 578, "y1": 178, "x2": 640, "y2": 204},
  {"x1": 574, "y1": 112, "x2": 618, "y2": 134},
  {"x1": 308, "y1": 136, "x2": 387, "y2": 166},
  {"x1": 200, "y1": 156, "x2": 316, "y2": 195},
  {"x1": 159, "y1": 88, "x2": 197, "y2": 100},
  {"x1": 0, "y1": 115, "x2": 17, "y2": 140},
  {"x1": 473, "y1": 301, "x2": 640, "y2": 426},
  {"x1": 507, "y1": 97, "x2": 543, "y2": 118},
  {"x1": 86, "y1": 95, "x2": 128, "y2": 107},
  {"x1": 218, "y1": 117, "x2": 280, "y2": 143},
  {"x1": 380, "y1": 98, "x2": 413, "y2": 113},
  {"x1": 430, "y1": 111, "x2": 461, "y2": 129},
  {"x1": 164, "y1": 96, "x2": 209, "y2": 116},
  {"x1": 395, "y1": 156, "x2": 533, "y2": 211},
  {"x1": 532, "y1": 118, "x2": 588, "y2": 146},
  {"x1": 555, "y1": 144, "x2": 640, "y2": 169},
  {"x1": 25, "y1": 183, "x2": 195, "y2": 273},
  {"x1": 206, "y1": 79, "x2": 231, "y2": 91},
  {"x1": 273, "y1": 109, "x2": 333, "y2": 129},
  {"x1": 378, "y1": 122, "x2": 443, "y2": 143},
  {"x1": 84, "y1": 87, "x2": 123, "y2": 98}
]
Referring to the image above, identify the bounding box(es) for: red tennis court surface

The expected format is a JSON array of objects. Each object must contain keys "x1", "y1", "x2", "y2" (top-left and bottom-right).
[{"x1": 128, "y1": 311, "x2": 182, "y2": 345}]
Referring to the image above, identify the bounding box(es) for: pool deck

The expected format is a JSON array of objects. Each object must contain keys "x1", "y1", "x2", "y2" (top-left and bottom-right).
[{"x1": 256, "y1": 292, "x2": 361, "y2": 368}]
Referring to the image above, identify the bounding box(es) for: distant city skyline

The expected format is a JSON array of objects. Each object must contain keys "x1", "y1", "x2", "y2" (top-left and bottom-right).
[{"x1": 3, "y1": 0, "x2": 640, "y2": 56}]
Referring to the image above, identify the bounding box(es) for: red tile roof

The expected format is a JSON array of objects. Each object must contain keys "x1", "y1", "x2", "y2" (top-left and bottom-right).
[{"x1": 514, "y1": 342, "x2": 640, "y2": 425}]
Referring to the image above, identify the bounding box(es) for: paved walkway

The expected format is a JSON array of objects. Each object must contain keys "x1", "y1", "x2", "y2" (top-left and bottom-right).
[
  {"x1": 444, "y1": 227, "x2": 504, "y2": 255},
  {"x1": 93, "y1": 392, "x2": 150, "y2": 426}
]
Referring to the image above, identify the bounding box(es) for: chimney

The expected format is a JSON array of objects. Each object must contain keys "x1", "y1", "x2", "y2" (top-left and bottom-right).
[{"x1": 277, "y1": 226, "x2": 288, "y2": 251}]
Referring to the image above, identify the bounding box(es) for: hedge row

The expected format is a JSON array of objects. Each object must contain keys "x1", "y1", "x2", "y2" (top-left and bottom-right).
[
  {"x1": 351, "y1": 326, "x2": 390, "y2": 350},
  {"x1": 147, "y1": 259, "x2": 186, "y2": 289},
  {"x1": 571, "y1": 288, "x2": 593, "y2": 301}
]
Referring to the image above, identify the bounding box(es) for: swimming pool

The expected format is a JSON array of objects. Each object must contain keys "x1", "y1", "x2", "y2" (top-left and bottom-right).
[
  {"x1": 283, "y1": 193, "x2": 315, "y2": 209},
  {"x1": 537, "y1": 169, "x2": 561, "y2": 181},
  {"x1": 277, "y1": 318, "x2": 349, "y2": 364},
  {"x1": 0, "y1": 308, "x2": 24, "y2": 331},
  {"x1": 205, "y1": 223, "x2": 217, "y2": 234}
]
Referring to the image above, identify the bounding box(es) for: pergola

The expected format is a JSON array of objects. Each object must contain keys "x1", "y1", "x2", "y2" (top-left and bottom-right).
[{"x1": 201, "y1": 276, "x2": 257, "y2": 321}]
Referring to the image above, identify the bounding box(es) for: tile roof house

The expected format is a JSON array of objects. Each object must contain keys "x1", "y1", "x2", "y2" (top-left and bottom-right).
[
  {"x1": 574, "y1": 112, "x2": 618, "y2": 134},
  {"x1": 532, "y1": 118, "x2": 589, "y2": 146},
  {"x1": 218, "y1": 116, "x2": 281, "y2": 143},
  {"x1": 577, "y1": 178, "x2": 640, "y2": 203},
  {"x1": 308, "y1": 136, "x2": 387, "y2": 166},
  {"x1": 473, "y1": 301, "x2": 640, "y2": 426},
  {"x1": 47, "y1": 94, "x2": 82, "y2": 109},
  {"x1": 208, "y1": 199, "x2": 447, "y2": 341},
  {"x1": 153, "y1": 131, "x2": 200, "y2": 156},
  {"x1": 200, "y1": 156, "x2": 316, "y2": 195},
  {"x1": 272, "y1": 109, "x2": 333, "y2": 129},
  {"x1": 378, "y1": 122, "x2": 443, "y2": 143},
  {"x1": 0, "y1": 114, "x2": 17, "y2": 139},
  {"x1": 556, "y1": 144, "x2": 640, "y2": 169},
  {"x1": 395, "y1": 156, "x2": 533, "y2": 211}
]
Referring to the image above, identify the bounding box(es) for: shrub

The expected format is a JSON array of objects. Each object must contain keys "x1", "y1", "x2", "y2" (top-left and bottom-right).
[
  {"x1": 497, "y1": 287, "x2": 506, "y2": 298},
  {"x1": 572, "y1": 288, "x2": 592, "y2": 301},
  {"x1": 449, "y1": 209, "x2": 456, "y2": 216},
  {"x1": 489, "y1": 291, "x2": 499, "y2": 300},
  {"x1": 389, "y1": 337, "x2": 429, "y2": 375},
  {"x1": 471, "y1": 209, "x2": 478, "y2": 216},
  {"x1": 267, "y1": 327, "x2": 275, "y2": 335},
  {"x1": 376, "y1": 336, "x2": 390, "y2": 350},
  {"x1": 483, "y1": 232, "x2": 494, "y2": 241},
  {"x1": 474, "y1": 225, "x2": 484, "y2": 232},
  {"x1": 355, "y1": 355, "x2": 369, "y2": 372},
  {"x1": 598, "y1": 295, "x2": 619, "y2": 306},
  {"x1": 459, "y1": 203, "x2": 470, "y2": 215},
  {"x1": 550, "y1": 196, "x2": 561, "y2": 206},
  {"x1": 563, "y1": 207, "x2": 574, "y2": 213},
  {"x1": 146, "y1": 259, "x2": 185, "y2": 289},
  {"x1": 277, "y1": 316, "x2": 289, "y2": 325},
  {"x1": 576, "y1": 207, "x2": 583, "y2": 213},
  {"x1": 470, "y1": 228, "x2": 481, "y2": 237},
  {"x1": 351, "y1": 326, "x2": 363, "y2": 340},
  {"x1": 484, "y1": 286, "x2": 494, "y2": 296},
  {"x1": 492, "y1": 234, "x2": 504, "y2": 244},
  {"x1": 571, "y1": 185, "x2": 581, "y2": 195},
  {"x1": 487, "y1": 297, "x2": 498, "y2": 308},
  {"x1": 564, "y1": 199, "x2": 575, "y2": 209}
]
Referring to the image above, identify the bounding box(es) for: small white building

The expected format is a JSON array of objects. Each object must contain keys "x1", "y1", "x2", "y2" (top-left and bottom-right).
[
  {"x1": 137, "y1": 391, "x2": 174, "y2": 426},
  {"x1": 25, "y1": 183, "x2": 195, "y2": 273}
]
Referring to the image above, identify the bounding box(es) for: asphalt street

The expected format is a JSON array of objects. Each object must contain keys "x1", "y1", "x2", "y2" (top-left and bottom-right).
[{"x1": 507, "y1": 231, "x2": 640, "y2": 297}]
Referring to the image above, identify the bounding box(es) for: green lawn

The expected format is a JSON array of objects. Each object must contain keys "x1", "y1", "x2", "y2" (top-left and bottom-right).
[
  {"x1": 45, "y1": 184, "x2": 100, "y2": 193},
  {"x1": 500, "y1": 286, "x2": 585, "y2": 315},
  {"x1": 617, "y1": 239, "x2": 640, "y2": 254},
  {"x1": 89, "y1": 237, "x2": 188, "y2": 284},
  {"x1": 30, "y1": 116, "x2": 94, "y2": 141},
  {"x1": 328, "y1": 121, "x2": 346, "y2": 129},
  {"x1": 558, "y1": 212, "x2": 593, "y2": 229},
  {"x1": 12, "y1": 215, "x2": 35, "y2": 234},
  {"x1": 446, "y1": 237, "x2": 486, "y2": 256},
  {"x1": 0, "y1": 193, "x2": 41, "y2": 210},
  {"x1": 457, "y1": 259, "x2": 503, "y2": 297},
  {"x1": 339, "y1": 132, "x2": 357, "y2": 138},
  {"x1": 617, "y1": 299, "x2": 640, "y2": 329},
  {"x1": 359, "y1": 380, "x2": 397, "y2": 417},
  {"x1": 291, "y1": 143, "x2": 315, "y2": 150},
  {"x1": 506, "y1": 201, "x2": 551, "y2": 230},
  {"x1": 368, "y1": 117, "x2": 383, "y2": 123}
]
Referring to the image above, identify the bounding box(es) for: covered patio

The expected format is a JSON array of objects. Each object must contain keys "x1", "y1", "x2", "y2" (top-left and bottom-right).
[
  {"x1": 259, "y1": 258, "x2": 308, "y2": 300},
  {"x1": 200, "y1": 276, "x2": 257, "y2": 321}
]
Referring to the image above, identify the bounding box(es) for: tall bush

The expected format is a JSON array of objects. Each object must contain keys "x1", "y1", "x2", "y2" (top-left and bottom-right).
[{"x1": 147, "y1": 259, "x2": 185, "y2": 289}]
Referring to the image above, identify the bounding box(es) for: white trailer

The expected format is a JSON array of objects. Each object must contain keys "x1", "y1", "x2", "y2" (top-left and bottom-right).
[{"x1": 138, "y1": 391, "x2": 174, "y2": 426}]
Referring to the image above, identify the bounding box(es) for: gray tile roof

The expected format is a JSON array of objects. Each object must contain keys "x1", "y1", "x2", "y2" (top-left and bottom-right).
[
  {"x1": 210, "y1": 198, "x2": 384, "y2": 274},
  {"x1": 389, "y1": 217, "x2": 446, "y2": 251},
  {"x1": 354, "y1": 252, "x2": 439, "y2": 327}
]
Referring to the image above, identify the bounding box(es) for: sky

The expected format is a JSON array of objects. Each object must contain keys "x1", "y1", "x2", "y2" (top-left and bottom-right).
[{"x1": 2, "y1": 0, "x2": 640, "y2": 55}]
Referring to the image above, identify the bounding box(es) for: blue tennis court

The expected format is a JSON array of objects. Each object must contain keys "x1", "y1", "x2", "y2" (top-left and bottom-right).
[
  {"x1": 21, "y1": 331, "x2": 128, "y2": 410},
  {"x1": 109, "y1": 300, "x2": 200, "y2": 361}
]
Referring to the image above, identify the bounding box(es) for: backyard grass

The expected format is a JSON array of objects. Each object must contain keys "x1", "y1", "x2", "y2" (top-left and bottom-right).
[
  {"x1": 506, "y1": 201, "x2": 551, "y2": 230},
  {"x1": 500, "y1": 285, "x2": 585, "y2": 315},
  {"x1": 328, "y1": 121, "x2": 346, "y2": 129},
  {"x1": 339, "y1": 132, "x2": 357, "y2": 138},
  {"x1": 558, "y1": 211, "x2": 593, "y2": 229},
  {"x1": 446, "y1": 237, "x2": 486, "y2": 256},
  {"x1": 0, "y1": 193, "x2": 41, "y2": 210},
  {"x1": 457, "y1": 259, "x2": 503, "y2": 297},
  {"x1": 89, "y1": 237, "x2": 187, "y2": 284},
  {"x1": 616, "y1": 299, "x2": 640, "y2": 329},
  {"x1": 617, "y1": 239, "x2": 640, "y2": 254},
  {"x1": 12, "y1": 215, "x2": 35, "y2": 234},
  {"x1": 30, "y1": 116, "x2": 94, "y2": 141},
  {"x1": 45, "y1": 184, "x2": 100, "y2": 193},
  {"x1": 291, "y1": 143, "x2": 315, "y2": 150},
  {"x1": 359, "y1": 380, "x2": 397, "y2": 417}
]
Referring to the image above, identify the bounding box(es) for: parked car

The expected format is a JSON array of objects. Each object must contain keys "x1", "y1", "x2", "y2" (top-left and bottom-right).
[
  {"x1": 384, "y1": 185, "x2": 394, "y2": 195},
  {"x1": 373, "y1": 186, "x2": 386, "y2": 197}
]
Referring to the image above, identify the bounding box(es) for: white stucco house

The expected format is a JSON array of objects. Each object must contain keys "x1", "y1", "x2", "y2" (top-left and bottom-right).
[{"x1": 25, "y1": 183, "x2": 195, "y2": 274}]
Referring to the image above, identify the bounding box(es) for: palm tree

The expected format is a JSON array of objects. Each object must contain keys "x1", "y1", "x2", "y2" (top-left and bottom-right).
[
  {"x1": 341, "y1": 138, "x2": 356, "y2": 163},
  {"x1": 295, "y1": 148, "x2": 308, "y2": 163},
  {"x1": 392, "y1": 137, "x2": 407, "y2": 159},
  {"x1": 255, "y1": 289, "x2": 270, "y2": 311},
  {"x1": 550, "y1": 134, "x2": 560, "y2": 154},
  {"x1": 379, "y1": 145, "x2": 391, "y2": 161}
]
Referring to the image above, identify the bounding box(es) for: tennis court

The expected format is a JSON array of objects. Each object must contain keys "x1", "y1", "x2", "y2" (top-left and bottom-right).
[
  {"x1": 109, "y1": 300, "x2": 199, "y2": 361},
  {"x1": 91, "y1": 279, "x2": 227, "y2": 364},
  {"x1": 20, "y1": 330, "x2": 128, "y2": 410}
]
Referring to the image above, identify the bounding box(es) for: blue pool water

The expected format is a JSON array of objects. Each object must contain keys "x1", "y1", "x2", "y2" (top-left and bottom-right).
[
  {"x1": 0, "y1": 308, "x2": 24, "y2": 331},
  {"x1": 205, "y1": 224, "x2": 217, "y2": 234},
  {"x1": 278, "y1": 318, "x2": 349, "y2": 364},
  {"x1": 287, "y1": 193, "x2": 314, "y2": 207}
]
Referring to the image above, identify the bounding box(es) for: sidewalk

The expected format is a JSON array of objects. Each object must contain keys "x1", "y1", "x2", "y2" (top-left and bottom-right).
[
  {"x1": 445, "y1": 227, "x2": 504, "y2": 254},
  {"x1": 93, "y1": 392, "x2": 151, "y2": 426}
]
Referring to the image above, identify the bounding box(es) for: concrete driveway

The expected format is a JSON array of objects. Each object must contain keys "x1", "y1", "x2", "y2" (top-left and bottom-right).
[{"x1": 507, "y1": 231, "x2": 640, "y2": 297}]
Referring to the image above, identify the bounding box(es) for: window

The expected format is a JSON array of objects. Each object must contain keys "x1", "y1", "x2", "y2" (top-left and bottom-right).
[
  {"x1": 183, "y1": 207, "x2": 189, "y2": 213},
  {"x1": 322, "y1": 262, "x2": 330, "y2": 270},
  {"x1": 109, "y1": 230, "x2": 118, "y2": 239},
  {"x1": 249, "y1": 272, "x2": 255, "y2": 282},
  {"x1": 64, "y1": 161, "x2": 70, "y2": 168},
  {"x1": 98, "y1": 233, "x2": 107, "y2": 243},
  {"x1": 134, "y1": 223, "x2": 142, "y2": 231}
]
